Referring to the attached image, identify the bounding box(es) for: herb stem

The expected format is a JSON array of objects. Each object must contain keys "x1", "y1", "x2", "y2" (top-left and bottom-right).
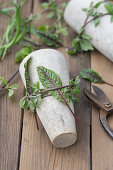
[
  {"x1": 0, "y1": 69, "x2": 19, "y2": 90},
  {"x1": 34, "y1": 110, "x2": 39, "y2": 130},
  {"x1": 40, "y1": 84, "x2": 73, "y2": 94},
  {"x1": 83, "y1": 13, "x2": 109, "y2": 28},
  {"x1": 104, "y1": 81, "x2": 113, "y2": 87}
]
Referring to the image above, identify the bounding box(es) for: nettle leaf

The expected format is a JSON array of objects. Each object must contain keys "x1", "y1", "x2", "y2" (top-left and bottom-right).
[
  {"x1": 80, "y1": 68, "x2": 104, "y2": 83},
  {"x1": 15, "y1": 46, "x2": 34, "y2": 63},
  {"x1": 37, "y1": 66, "x2": 70, "y2": 103}
]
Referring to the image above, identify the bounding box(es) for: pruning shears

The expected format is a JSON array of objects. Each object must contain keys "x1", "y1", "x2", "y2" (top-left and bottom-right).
[{"x1": 84, "y1": 85, "x2": 113, "y2": 139}]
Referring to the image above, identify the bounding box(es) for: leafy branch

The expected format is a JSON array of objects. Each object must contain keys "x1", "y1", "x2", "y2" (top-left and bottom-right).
[
  {"x1": 20, "y1": 58, "x2": 81, "y2": 123},
  {"x1": 68, "y1": 0, "x2": 113, "y2": 55},
  {"x1": 0, "y1": 77, "x2": 18, "y2": 98}
]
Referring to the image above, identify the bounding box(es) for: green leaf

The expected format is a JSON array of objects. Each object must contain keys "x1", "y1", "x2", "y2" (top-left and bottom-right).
[
  {"x1": 0, "y1": 77, "x2": 8, "y2": 86},
  {"x1": 37, "y1": 66, "x2": 70, "y2": 104},
  {"x1": 37, "y1": 66, "x2": 62, "y2": 89},
  {"x1": 32, "y1": 29, "x2": 61, "y2": 47},
  {"x1": 81, "y1": 34, "x2": 91, "y2": 40},
  {"x1": 105, "y1": 2, "x2": 113, "y2": 15},
  {"x1": 62, "y1": 2, "x2": 68, "y2": 8},
  {"x1": 94, "y1": 18, "x2": 100, "y2": 27},
  {"x1": 67, "y1": 49, "x2": 77, "y2": 56},
  {"x1": 94, "y1": 2, "x2": 102, "y2": 8},
  {"x1": 111, "y1": 15, "x2": 113, "y2": 22},
  {"x1": 41, "y1": 2, "x2": 48, "y2": 9},
  {"x1": 74, "y1": 76, "x2": 80, "y2": 85},
  {"x1": 82, "y1": 8, "x2": 88, "y2": 12},
  {"x1": 19, "y1": 96, "x2": 29, "y2": 109},
  {"x1": 80, "y1": 68, "x2": 104, "y2": 83},
  {"x1": 46, "y1": 11, "x2": 55, "y2": 18},
  {"x1": 8, "y1": 89, "x2": 14, "y2": 98},
  {"x1": 71, "y1": 96, "x2": 80, "y2": 103},
  {"x1": 24, "y1": 57, "x2": 32, "y2": 95},
  {"x1": 30, "y1": 13, "x2": 41, "y2": 20},
  {"x1": 15, "y1": 46, "x2": 34, "y2": 63},
  {"x1": 80, "y1": 39, "x2": 94, "y2": 51},
  {"x1": 10, "y1": 84, "x2": 18, "y2": 90}
]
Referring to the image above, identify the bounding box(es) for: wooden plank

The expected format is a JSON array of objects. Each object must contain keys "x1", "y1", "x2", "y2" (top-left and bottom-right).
[
  {"x1": 91, "y1": 51, "x2": 113, "y2": 170},
  {"x1": 19, "y1": 1, "x2": 91, "y2": 170},
  {"x1": 0, "y1": 1, "x2": 32, "y2": 170}
]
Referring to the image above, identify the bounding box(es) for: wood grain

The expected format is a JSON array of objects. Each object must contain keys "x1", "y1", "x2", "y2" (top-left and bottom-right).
[
  {"x1": 0, "y1": 1, "x2": 32, "y2": 170},
  {"x1": 19, "y1": 1, "x2": 91, "y2": 170},
  {"x1": 91, "y1": 51, "x2": 113, "y2": 170}
]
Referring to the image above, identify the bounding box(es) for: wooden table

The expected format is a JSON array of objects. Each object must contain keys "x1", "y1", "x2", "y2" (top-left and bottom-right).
[{"x1": 0, "y1": 0, "x2": 113, "y2": 170}]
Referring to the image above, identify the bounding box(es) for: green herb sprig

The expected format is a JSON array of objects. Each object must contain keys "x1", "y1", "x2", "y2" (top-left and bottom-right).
[
  {"x1": 0, "y1": 77, "x2": 18, "y2": 98},
  {"x1": 68, "y1": 0, "x2": 113, "y2": 56},
  {"x1": 19, "y1": 57, "x2": 81, "y2": 122}
]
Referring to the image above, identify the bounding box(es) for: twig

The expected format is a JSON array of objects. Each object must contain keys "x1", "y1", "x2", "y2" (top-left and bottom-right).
[
  {"x1": 104, "y1": 81, "x2": 113, "y2": 87},
  {"x1": 0, "y1": 69, "x2": 19, "y2": 90},
  {"x1": 40, "y1": 84, "x2": 73, "y2": 94},
  {"x1": 83, "y1": 13, "x2": 109, "y2": 28}
]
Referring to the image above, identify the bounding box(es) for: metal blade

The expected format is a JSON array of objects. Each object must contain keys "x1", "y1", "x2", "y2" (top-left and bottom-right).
[
  {"x1": 84, "y1": 88, "x2": 113, "y2": 113},
  {"x1": 92, "y1": 85, "x2": 109, "y2": 102}
]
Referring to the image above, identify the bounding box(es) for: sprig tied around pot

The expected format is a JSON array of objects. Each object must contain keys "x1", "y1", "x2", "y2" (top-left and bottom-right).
[{"x1": 19, "y1": 57, "x2": 81, "y2": 125}]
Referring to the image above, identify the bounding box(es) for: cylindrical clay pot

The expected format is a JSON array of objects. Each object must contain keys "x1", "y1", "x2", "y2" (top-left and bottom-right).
[
  {"x1": 19, "y1": 49, "x2": 77, "y2": 148},
  {"x1": 64, "y1": 0, "x2": 113, "y2": 62}
]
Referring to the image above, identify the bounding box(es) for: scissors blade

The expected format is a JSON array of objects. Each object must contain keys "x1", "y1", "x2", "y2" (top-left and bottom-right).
[
  {"x1": 84, "y1": 87, "x2": 113, "y2": 113},
  {"x1": 92, "y1": 85, "x2": 110, "y2": 102}
]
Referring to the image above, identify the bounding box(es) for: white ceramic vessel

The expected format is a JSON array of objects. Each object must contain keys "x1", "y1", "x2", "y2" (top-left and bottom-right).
[
  {"x1": 19, "y1": 49, "x2": 77, "y2": 148},
  {"x1": 64, "y1": 0, "x2": 113, "y2": 62}
]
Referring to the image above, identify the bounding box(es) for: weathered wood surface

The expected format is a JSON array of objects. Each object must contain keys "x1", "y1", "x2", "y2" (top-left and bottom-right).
[
  {"x1": 19, "y1": 0, "x2": 90, "y2": 170},
  {"x1": 1, "y1": 1, "x2": 113, "y2": 170},
  {"x1": 0, "y1": 1, "x2": 32, "y2": 170},
  {"x1": 91, "y1": 51, "x2": 113, "y2": 170}
]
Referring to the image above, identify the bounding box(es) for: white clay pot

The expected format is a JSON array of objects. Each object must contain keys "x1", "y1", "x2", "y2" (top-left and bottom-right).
[
  {"x1": 64, "y1": 0, "x2": 113, "y2": 62},
  {"x1": 19, "y1": 49, "x2": 77, "y2": 148}
]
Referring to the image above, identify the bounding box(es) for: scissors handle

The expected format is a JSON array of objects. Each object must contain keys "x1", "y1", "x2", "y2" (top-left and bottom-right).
[{"x1": 99, "y1": 110, "x2": 113, "y2": 139}]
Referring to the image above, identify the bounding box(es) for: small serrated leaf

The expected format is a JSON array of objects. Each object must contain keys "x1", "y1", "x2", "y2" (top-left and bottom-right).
[{"x1": 8, "y1": 89, "x2": 14, "y2": 98}]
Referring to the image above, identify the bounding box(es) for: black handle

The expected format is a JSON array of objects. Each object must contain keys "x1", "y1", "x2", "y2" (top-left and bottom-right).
[{"x1": 99, "y1": 111, "x2": 113, "y2": 139}]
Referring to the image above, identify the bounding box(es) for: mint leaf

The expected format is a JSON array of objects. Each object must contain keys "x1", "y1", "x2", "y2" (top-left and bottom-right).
[
  {"x1": 80, "y1": 68, "x2": 104, "y2": 83},
  {"x1": 8, "y1": 89, "x2": 14, "y2": 98}
]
